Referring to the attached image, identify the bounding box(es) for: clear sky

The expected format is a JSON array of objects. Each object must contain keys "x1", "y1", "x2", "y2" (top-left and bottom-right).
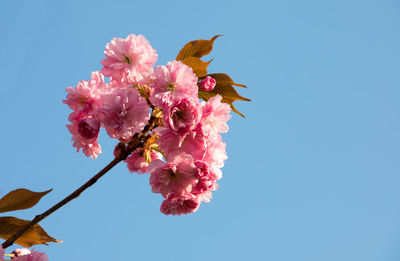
[{"x1": 1, "y1": 0, "x2": 400, "y2": 260}]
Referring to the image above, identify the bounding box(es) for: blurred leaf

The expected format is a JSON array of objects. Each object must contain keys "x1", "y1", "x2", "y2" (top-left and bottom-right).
[
  {"x1": 0, "y1": 216, "x2": 61, "y2": 247},
  {"x1": 198, "y1": 73, "x2": 251, "y2": 117},
  {"x1": 181, "y1": 57, "x2": 211, "y2": 77},
  {"x1": 0, "y1": 189, "x2": 52, "y2": 213},
  {"x1": 176, "y1": 35, "x2": 222, "y2": 60}
]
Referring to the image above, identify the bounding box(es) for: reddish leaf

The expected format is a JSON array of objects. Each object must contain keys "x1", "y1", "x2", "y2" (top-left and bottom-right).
[
  {"x1": 207, "y1": 73, "x2": 247, "y2": 88},
  {"x1": 198, "y1": 73, "x2": 251, "y2": 117},
  {"x1": 0, "y1": 189, "x2": 52, "y2": 213},
  {"x1": 0, "y1": 216, "x2": 61, "y2": 247},
  {"x1": 176, "y1": 35, "x2": 222, "y2": 60},
  {"x1": 181, "y1": 57, "x2": 211, "y2": 77}
]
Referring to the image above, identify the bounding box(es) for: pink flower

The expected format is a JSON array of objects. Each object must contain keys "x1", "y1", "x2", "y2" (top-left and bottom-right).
[
  {"x1": 155, "y1": 125, "x2": 207, "y2": 161},
  {"x1": 201, "y1": 95, "x2": 231, "y2": 134},
  {"x1": 197, "y1": 182, "x2": 219, "y2": 203},
  {"x1": 199, "y1": 76, "x2": 216, "y2": 91},
  {"x1": 194, "y1": 160, "x2": 217, "y2": 180},
  {"x1": 98, "y1": 87, "x2": 150, "y2": 141},
  {"x1": 160, "y1": 192, "x2": 200, "y2": 215},
  {"x1": 202, "y1": 133, "x2": 227, "y2": 169},
  {"x1": 66, "y1": 114, "x2": 102, "y2": 159},
  {"x1": 101, "y1": 34, "x2": 158, "y2": 85},
  {"x1": 12, "y1": 250, "x2": 49, "y2": 261},
  {"x1": 149, "y1": 60, "x2": 198, "y2": 107},
  {"x1": 13, "y1": 248, "x2": 31, "y2": 256},
  {"x1": 0, "y1": 246, "x2": 4, "y2": 261},
  {"x1": 125, "y1": 149, "x2": 162, "y2": 174},
  {"x1": 63, "y1": 71, "x2": 104, "y2": 116},
  {"x1": 162, "y1": 96, "x2": 201, "y2": 137},
  {"x1": 149, "y1": 155, "x2": 197, "y2": 198},
  {"x1": 191, "y1": 160, "x2": 218, "y2": 199}
]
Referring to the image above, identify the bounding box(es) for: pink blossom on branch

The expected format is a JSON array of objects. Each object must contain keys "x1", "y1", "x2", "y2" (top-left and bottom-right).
[
  {"x1": 149, "y1": 60, "x2": 198, "y2": 107},
  {"x1": 149, "y1": 154, "x2": 197, "y2": 198},
  {"x1": 63, "y1": 71, "x2": 105, "y2": 116},
  {"x1": 160, "y1": 192, "x2": 200, "y2": 215},
  {"x1": 202, "y1": 133, "x2": 228, "y2": 170},
  {"x1": 162, "y1": 96, "x2": 201, "y2": 137},
  {"x1": 61, "y1": 34, "x2": 243, "y2": 216},
  {"x1": 125, "y1": 149, "x2": 162, "y2": 174},
  {"x1": 66, "y1": 114, "x2": 102, "y2": 159},
  {"x1": 201, "y1": 94, "x2": 231, "y2": 135},
  {"x1": 101, "y1": 34, "x2": 158, "y2": 84},
  {"x1": 154, "y1": 124, "x2": 207, "y2": 161},
  {"x1": 191, "y1": 160, "x2": 218, "y2": 197},
  {"x1": 98, "y1": 87, "x2": 150, "y2": 141}
]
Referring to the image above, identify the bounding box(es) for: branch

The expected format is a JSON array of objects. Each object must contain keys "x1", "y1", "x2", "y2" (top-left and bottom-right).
[{"x1": 2, "y1": 116, "x2": 158, "y2": 249}]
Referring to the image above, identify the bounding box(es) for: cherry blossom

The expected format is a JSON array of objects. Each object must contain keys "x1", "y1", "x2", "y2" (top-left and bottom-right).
[
  {"x1": 101, "y1": 34, "x2": 157, "y2": 84},
  {"x1": 98, "y1": 87, "x2": 149, "y2": 141},
  {"x1": 160, "y1": 192, "x2": 200, "y2": 215},
  {"x1": 149, "y1": 60, "x2": 198, "y2": 107},
  {"x1": 63, "y1": 34, "x2": 236, "y2": 215}
]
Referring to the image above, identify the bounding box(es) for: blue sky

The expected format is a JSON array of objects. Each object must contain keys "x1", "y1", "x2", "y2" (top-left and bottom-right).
[{"x1": 1, "y1": 0, "x2": 400, "y2": 260}]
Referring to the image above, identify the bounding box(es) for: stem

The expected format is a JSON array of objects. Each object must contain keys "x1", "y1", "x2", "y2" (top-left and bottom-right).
[
  {"x1": 2, "y1": 157, "x2": 123, "y2": 249},
  {"x1": 2, "y1": 116, "x2": 158, "y2": 249}
]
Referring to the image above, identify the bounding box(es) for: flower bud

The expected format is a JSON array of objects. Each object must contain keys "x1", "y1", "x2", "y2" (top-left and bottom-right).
[{"x1": 199, "y1": 76, "x2": 216, "y2": 91}]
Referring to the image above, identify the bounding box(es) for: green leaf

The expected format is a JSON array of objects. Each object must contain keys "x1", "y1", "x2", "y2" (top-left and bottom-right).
[
  {"x1": 0, "y1": 189, "x2": 52, "y2": 213},
  {"x1": 0, "y1": 216, "x2": 61, "y2": 247},
  {"x1": 176, "y1": 35, "x2": 222, "y2": 60},
  {"x1": 198, "y1": 73, "x2": 251, "y2": 117}
]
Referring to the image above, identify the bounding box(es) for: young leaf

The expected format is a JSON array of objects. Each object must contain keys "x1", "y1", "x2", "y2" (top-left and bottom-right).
[
  {"x1": 176, "y1": 35, "x2": 222, "y2": 60},
  {"x1": 0, "y1": 189, "x2": 52, "y2": 213},
  {"x1": 0, "y1": 216, "x2": 61, "y2": 247},
  {"x1": 180, "y1": 57, "x2": 211, "y2": 77},
  {"x1": 198, "y1": 73, "x2": 251, "y2": 117}
]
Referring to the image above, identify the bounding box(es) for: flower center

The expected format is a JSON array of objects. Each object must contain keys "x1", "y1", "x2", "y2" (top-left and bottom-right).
[
  {"x1": 173, "y1": 110, "x2": 184, "y2": 120},
  {"x1": 78, "y1": 119, "x2": 100, "y2": 139},
  {"x1": 122, "y1": 54, "x2": 131, "y2": 64},
  {"x1": 167, "y1": 82, "x2": 175, "y2": 91},
  {"x1": 168, "y1": 169, "x2": 176, "y2": 178}
]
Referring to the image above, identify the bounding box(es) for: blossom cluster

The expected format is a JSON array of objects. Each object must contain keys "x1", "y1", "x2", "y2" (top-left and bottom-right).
[{"x1": 64, "y1": 34, "x2": 230, "y2": 215}]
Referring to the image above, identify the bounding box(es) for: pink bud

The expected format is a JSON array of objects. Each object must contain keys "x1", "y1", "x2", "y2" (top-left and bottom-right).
[{"x1": 199, "y1": 76, "x2": 216, "y2": 91}]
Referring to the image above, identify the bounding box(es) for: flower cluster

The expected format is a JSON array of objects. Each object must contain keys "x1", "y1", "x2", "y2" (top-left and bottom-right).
[{"x1": 64, "y1": 34, "x2": 231, "y2": 215}]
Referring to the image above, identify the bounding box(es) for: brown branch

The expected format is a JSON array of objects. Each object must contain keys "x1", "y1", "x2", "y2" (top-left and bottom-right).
[{"x1": 2, "y1": 116, "x2": 158, "y2": 249}]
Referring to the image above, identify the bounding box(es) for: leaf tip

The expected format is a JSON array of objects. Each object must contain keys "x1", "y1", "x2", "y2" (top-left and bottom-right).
[{"x1": 212, "y1": 34, "x2": 224, "y2": 40}]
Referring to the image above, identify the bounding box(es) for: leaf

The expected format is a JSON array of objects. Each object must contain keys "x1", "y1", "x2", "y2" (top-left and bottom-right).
[
  {"x1": 181, "y1": 57, "x2": 211, "y2": 77},
  {"x1": 176, "y1": 35, "x2": 222, "y2": 61},
  {"x1": 0, "y1": 189, "x2": 52, "y2": 213},
  {"x1": 207, "y1": 73, "x2": 248, "y2": 88},
  {"x1": 198, "y1": 73, "x2": 251, "y2": 117},
  {"x1": 0, "y1": 216, "x2": 61, "y2": 247}
]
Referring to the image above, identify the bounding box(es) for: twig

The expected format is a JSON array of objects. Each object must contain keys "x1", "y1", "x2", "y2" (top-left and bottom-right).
[{"x1": 2, "y1": 116, "x2": 158, "y2": 249}]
